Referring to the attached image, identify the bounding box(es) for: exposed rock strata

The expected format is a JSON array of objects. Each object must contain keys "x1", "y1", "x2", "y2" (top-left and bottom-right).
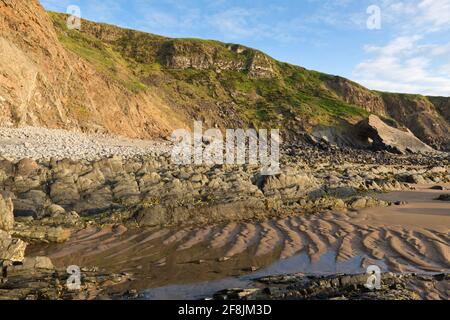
[{"x1": 358, "y1": 115, "x2": 436, "y2": 154}]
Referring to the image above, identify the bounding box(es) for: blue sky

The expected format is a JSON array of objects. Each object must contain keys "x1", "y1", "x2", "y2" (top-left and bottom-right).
[{"x1": 40, "y1": 0, "x2": 450, "y2": 96}]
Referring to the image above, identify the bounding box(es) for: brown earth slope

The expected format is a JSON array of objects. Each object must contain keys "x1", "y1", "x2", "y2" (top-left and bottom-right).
[
  {"x1": 0, "y1": 0, "x2": 187, "y2": 139},
  {"x1": 0, "y1": 0, "x2": 449, "y2": 150}
]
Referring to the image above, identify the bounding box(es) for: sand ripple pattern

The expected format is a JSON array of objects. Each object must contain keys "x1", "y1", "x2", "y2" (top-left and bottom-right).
[{"x1": 39, "y1": 207, "x2": 450, "y2": 276}]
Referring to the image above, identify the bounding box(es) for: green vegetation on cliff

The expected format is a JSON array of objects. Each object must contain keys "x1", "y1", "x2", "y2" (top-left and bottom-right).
[
  {"x1": 50, "y1": 12, "x2": 368, "y2": 128},
  {"x1": 48, "y1": 12, "x2": 449, "y2": 148}
]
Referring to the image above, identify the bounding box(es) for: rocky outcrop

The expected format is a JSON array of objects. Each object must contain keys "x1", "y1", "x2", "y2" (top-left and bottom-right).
[
  {"x1": 0, "y1": 267, "x2": 133, "y2": 300},
  {"x1": 214, "y1": 273, "x2": 449, "y2": 300},
  {"x1": 380, "y1": 93, "x2": 450, "y2": 151},
  {"x1": 359, "y1": 115, "x2": 436, "y2": 154},
  {"x1": 323, "y1": 77, "x2": 450, "y2": 151},
  {"x1": 0, "y1": 142, "x2": 448, "y2": 229},
  {"x1": 322, "y1": 75, "x2": 387, "y2": 115}
]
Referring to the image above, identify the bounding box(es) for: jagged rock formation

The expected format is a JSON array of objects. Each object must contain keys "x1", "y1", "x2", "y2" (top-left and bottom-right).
[
  {"x1": 0, "y1": 148, "x2": 447, "y2": 229},
  {"x1": 0, "y1": 0, "x2": 449, "y2": 151},
  {"x1": 359, "y1": 115, "x2": 436, "y2": 154}
]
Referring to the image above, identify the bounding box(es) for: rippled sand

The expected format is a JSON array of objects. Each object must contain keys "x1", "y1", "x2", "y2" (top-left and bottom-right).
[{"x1": 28, "y1": 186, "x2": 450, "y2": 297}]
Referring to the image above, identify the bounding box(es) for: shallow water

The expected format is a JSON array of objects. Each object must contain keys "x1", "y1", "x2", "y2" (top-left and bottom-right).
[
  {"x1": 142, "y1": 251, "x2": 372, "y2": 300},
  {"x1": 28, "y1": 187, "x2": 450, "y2": 299}
]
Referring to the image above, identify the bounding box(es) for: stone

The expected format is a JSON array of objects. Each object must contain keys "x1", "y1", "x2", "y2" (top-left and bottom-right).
[
  {"x1": 349, "y1": 197, "x2": 367, "y2": 210},
  {"x1": 45, "y1": 204, "x2": 66, "y2": 217},
  {"x1": 436, "y1": 194, "x2": 450, "y2": 202},
  {"x1": 136, "y1": 206, "x2": 169, "y2": 227},
  {"x1": 112, "y1": 174, "x2": 141, "y2": 205},
  {"x1": 76, "y1": 169, "x2": 105, "y2": 192},
  {"x1": 333, "y1": 199, "x2": 346, "y2": 209},
  {"x1": 22, "y1": 256, "x2": 54, "y2": 270},
  {"x1": 12, "y1": 198, "x2": 43, "y2": 218},
  {"x1": 0, "y1": 194, "x2": 14, "y2": 231},
  {"x1": 16, "y1": 158, "x2": 39, "y2": 176},
  {"x1": 50, "y1": 179, "x2": 80, "y2": 205},
  {"x1": 327, "y1": 187, "x2": 357, "y2": 199},
  {"x1": 46, "y1": 227, "x2": 72, "y2": 243},
  {"x1": 0, "y1": 231, "x2": 27, "y2": 262}
]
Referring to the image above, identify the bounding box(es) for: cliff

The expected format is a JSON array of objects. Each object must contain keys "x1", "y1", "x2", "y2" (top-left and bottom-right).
[{"x1": 0, "y1": 0, "x2": 449, "y2": 150}]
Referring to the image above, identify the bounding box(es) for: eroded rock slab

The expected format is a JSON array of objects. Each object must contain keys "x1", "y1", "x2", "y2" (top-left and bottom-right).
[
  {"x1": 0, "y1": 267, "x2": 133, "y2": 300},
  {"x1": 360, "y1": 115, "x2": 436, "y2": 154},
  {"x1": 214, "y1": 273, "x2": 449, "y2": 300}
]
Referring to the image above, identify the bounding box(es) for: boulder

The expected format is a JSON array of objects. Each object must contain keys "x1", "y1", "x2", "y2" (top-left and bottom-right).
[
  {"x1": 44, "y1": 204, "x2": 66, "y2": 217},
  {"x1": 0, "y1": 230, "x2": 27, "y2": 262},
  {"x1": 49, "y1": 178, "x2": 80, "y2": 205},
  {"x1": 16, "y1": 158, "x2": 39, "y2": 176},
  {"x1": 349, "y1": 197, "x2": 367, "y2": 210},
  {"x1": 22, "y1": 256, "x2": 54, "y2": 270}
]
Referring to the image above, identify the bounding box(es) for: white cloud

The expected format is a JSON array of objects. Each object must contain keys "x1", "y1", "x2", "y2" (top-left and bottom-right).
[
  {"x1": 208, "y1": 8, "x2": 269, "y2": 40},
  {"x1": 417, "y1": 0, "x2": 450, "y2": 31},
  {"x1": 354, "y1": 35, "x2": 450, "y2": 96},
  {"x1": 353, "y1": 0, "x2": 450, "y2": 96},
  {"x1": 377, "y1": 0, "x2": 450, "y2": 32}
]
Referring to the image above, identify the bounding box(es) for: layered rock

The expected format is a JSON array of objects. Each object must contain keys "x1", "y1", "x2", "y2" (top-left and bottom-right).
[{"x1": 359, "y1": 115, "x2": 436, "y2": 154}]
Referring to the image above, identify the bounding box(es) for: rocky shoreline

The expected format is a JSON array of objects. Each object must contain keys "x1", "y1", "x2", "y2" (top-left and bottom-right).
[
  {"x1": 1, "y1": 143, "x2": 449, "y2": 232},
  {"x1": 0, "y1": 132, "x2": 449, "y2": 299}
]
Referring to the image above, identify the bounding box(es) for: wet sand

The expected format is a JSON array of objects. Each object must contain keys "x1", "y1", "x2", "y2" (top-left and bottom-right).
[{"x1": 28, "y1": 186, "x2": 450, "y2": 299}]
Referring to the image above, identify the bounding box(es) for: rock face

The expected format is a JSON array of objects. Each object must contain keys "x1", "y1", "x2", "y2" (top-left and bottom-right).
[
  {"x1": 0, "y1": 194, "x2": 14, "y2": 231},
  {"x1": 323, "y1": 77, "x2": 450, "y2": 151},
  {"x1": 0, "y1": 0, "x2": 187, "y2": 139},
  {"x1": 360, "y1": 115, "x2": 436, "y2": 154},
  {"x1": 159, "y1": 40, "x2": 277, "y2": 78}
]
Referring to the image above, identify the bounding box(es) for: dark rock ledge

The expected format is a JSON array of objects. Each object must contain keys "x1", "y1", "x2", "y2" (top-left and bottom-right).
[{"x1": 213, "y1": 273, "x2": 449, "y2": 300}]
